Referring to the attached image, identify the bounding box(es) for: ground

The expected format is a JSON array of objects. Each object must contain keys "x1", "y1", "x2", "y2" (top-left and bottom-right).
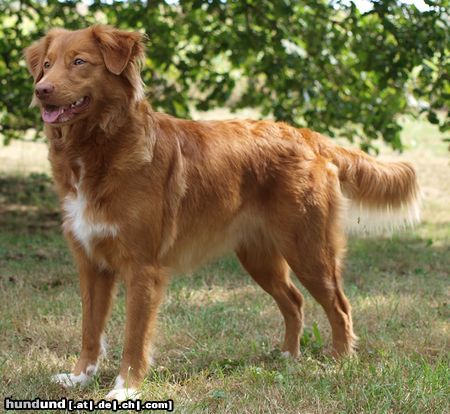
[{"x1": 0, "y1": 114, "x2": 448, "y2": 413}]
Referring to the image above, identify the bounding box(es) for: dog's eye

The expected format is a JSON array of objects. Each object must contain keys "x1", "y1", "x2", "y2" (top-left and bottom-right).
[
  {"x1": 73, "y1": 58, "x2": 86, "y2": 66},
  {"x1": 43, "y1": 61, "x2": 50, "y2": 69}
]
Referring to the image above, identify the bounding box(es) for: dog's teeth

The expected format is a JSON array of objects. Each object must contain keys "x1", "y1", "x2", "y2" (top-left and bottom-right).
[{"x1": 71, "y1": 98, "x2": 83, "y2": 107}]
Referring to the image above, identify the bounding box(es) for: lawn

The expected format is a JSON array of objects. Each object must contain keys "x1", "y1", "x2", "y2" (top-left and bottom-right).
[{"x1": 0, "y1": 116, "x2": 448, "y2": 413}]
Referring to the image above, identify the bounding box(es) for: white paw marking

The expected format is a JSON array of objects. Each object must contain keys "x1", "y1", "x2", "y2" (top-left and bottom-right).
[
  {"x1": 52, "y1": 364, "x2": 97, "y2": 388},
  {"x1": 105, "y1": 375, "x2": 140, "y2": 401},
  {"x1": 105, "y1": 387, "x2": 140, "y2": 401},
  {"x1": 114, "y1": 374, "x2": 125, "y2": 389}
]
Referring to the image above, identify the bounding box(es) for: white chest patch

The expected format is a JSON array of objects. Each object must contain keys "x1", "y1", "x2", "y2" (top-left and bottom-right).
[{"x1": 63, "y1": 161, "x2": 118, "y2": 255}]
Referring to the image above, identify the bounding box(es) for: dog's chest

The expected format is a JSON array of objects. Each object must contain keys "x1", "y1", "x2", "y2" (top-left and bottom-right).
[{"x1": 62, "y1": 162, "x2": 118, "y2": 256}]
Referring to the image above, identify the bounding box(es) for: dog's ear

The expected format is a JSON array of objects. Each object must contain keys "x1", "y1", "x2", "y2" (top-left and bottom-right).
[
  {"x1": 24, "y1": 37, "x2": 47, "y2": 82},
  {"x1": 92, "y1": 25, "x2": 145, "y2": 75}
]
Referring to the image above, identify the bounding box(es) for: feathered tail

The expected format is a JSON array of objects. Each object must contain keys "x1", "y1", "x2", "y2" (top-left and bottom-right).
[{"x1": 315, "y1": 134, "x2": 421, "y2": 234}]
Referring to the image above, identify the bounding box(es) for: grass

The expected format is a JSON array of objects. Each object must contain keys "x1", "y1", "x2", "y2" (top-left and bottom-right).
[{"x1": 0, "y1": 116, "x2": 449, "y2": 413}]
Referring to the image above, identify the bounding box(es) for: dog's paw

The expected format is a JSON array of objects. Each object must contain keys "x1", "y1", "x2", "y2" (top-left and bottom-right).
[
  {"x1": 281, "y1": 350, "x2": 299, "y2": 359},
  {"x1": 51, "y1": 364, "x2": 97, "y2": 388},
  {"x1": 105, "y1": 387, "x2": 140, "y2": 401},
  {"x1": 52, "y1": 372, "x2": 91, "y2": 388},
  {"x1": 105, "y1": 375, "x2": 140, "y2": 401}
]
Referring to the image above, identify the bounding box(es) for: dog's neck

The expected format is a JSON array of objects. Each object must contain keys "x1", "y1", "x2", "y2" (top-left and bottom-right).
[{"x1": 45, "y1": 98, "x2": 156, "y2": 181}]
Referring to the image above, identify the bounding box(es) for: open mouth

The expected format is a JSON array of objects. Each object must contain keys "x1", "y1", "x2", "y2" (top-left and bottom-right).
[{"x1": 42, "y1": 96, "x2": 90, "y2": 123}]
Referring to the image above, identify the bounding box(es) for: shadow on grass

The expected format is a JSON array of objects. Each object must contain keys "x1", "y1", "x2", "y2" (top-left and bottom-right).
[{"x1": 0, "y1": 173, "x2": 61, "y2": 232}]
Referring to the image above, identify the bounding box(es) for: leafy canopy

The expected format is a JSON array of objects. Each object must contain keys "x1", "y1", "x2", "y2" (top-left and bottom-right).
[{"x1": 0, "y1": 0, "x2": 448, "y2": 151}]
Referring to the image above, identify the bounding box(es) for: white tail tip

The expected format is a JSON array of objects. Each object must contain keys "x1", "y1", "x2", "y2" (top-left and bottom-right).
[{"x1": 344, "y1": 196, "x2": 421, "y2": 236}]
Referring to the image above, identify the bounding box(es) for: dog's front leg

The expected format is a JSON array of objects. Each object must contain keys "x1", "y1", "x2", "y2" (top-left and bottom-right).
[
  {"x1": 106, "y1": 265, "x2": 168, "y2": 401},
  {"x1": 53, "y1": 257, "x2": 117, "y2": 388}
]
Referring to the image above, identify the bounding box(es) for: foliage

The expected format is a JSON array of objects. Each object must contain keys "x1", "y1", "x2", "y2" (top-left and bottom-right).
[{"x1": 0, "y1": 0, "x2": 448, "y2": 150}]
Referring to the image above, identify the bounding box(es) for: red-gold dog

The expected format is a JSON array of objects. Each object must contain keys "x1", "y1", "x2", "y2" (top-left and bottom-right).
[{"x1": 25, "y1": 25, "x2": 420, "y2": 400}]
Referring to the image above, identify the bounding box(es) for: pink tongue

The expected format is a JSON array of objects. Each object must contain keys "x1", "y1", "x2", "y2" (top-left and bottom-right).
[{"x1": 42, "y1": 107, "x2": 65, "y2": 123}]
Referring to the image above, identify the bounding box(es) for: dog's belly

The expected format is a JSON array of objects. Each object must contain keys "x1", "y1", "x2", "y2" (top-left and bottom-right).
[
  {"x1": 162, "y1": 211, "x2": 264, "y2": 274},
  {"x1": 163, "y1": 232, "x2": 237, "y2": 274}
]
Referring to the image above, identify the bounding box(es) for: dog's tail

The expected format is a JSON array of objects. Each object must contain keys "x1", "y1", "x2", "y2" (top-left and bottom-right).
[{"x1": 314, "y1": 133, "x2": 421, "y2": 234}]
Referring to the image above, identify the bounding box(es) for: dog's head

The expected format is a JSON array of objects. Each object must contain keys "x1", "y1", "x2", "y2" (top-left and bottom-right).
[{"x1": 24, "y1": 25, "x2": 145, "y2": 127}]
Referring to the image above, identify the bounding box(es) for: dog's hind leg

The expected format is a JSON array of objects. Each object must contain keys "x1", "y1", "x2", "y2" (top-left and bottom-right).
[
  {"x1": 283, "y1": 240, "x2": 356, "y2": 357},
  {"x1": 267, "y1": 160, "x2": 356, "y2": 357},
  {"x1": 278, "y1": 187, "x2": 356, "y2": 356},
  {"x1": 236, "y1": 241, "x2": 304, "y2": 358}
]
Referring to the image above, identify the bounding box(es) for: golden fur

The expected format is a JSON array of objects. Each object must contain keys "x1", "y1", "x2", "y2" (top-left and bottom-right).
[{"x1": 25, "y1": 25, "x2": 420, "y2": 397}]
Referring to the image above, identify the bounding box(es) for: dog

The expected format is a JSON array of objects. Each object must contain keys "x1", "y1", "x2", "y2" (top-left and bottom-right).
[{"x1": 24, "y1": 25, "x2": 420, "y2": 400}]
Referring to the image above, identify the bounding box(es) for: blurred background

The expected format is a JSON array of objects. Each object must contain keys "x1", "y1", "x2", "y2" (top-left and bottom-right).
[
  {"x1": 0, "y1": 0, "x2": 448, "y2": 149},
  {"x1": 0, "y1": 2, "x2": 449, "y2": 412}
]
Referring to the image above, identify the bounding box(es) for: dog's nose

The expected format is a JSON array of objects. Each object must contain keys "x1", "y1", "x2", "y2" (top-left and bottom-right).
[{"x1": 35, "y1": 82, "x2": 55, "y2": 99}]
